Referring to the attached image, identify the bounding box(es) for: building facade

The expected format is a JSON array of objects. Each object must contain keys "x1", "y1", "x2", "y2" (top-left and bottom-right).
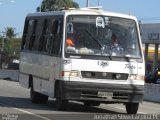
[{"x1": 140, "y1": 23, "x2": 160, "y2": 73}]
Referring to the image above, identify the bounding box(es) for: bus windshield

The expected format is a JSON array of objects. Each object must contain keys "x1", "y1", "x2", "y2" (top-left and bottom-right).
[{"x1": 65, "y1": 15, "x2": 141, "y2": 58}]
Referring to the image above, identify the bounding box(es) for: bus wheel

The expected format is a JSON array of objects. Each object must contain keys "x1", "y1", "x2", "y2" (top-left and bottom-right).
[
  {"x1": 30, "y1": 83, "x2": 40, "y2": 103},
  {"x1": 125, "y1": 103, "x2": 139, "y2": 114},
  {"x1": 30, "y1": 82, "x2": 48, "y2": 104},
  {"x1": 40, "y1": 94, "x2": 48, "y2": 104},
  {"x1": 30, "y1": 84, "x2": 39, "y2": 103},
  {"x1": 83, "y1": 101, "x2": 100, "y2": 107},
  {"x1": 55, "y1": 84, "x2": 67, "y2": 110}
]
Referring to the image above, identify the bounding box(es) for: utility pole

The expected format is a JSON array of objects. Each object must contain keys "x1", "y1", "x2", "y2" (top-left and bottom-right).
[
  {"x1": 86, "y1": 0, "x2": 89, "y2": 7},
  {"x1": 2, "y1": 33, "x2": 4, "y2": 51},
  {"x1": 0, "y1": 31, "x2": 5, "y2": 51},
  {"x1": 98, "y1": 0, "x2": 100, "y2": 6},
  {"x1": 0, "y1": 31, "x2": 5, "y2": 69},
  {"x1": 86, "y1": 0, "x2": 100, "y2": 7}
]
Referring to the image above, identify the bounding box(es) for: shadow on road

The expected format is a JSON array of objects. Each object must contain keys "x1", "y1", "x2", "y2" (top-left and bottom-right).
[{"x1": 0, "y1": 96, "x2": 123, "y2": 114}]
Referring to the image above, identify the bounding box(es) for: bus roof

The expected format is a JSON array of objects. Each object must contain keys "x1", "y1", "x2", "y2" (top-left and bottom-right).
[{"x1": 27, "y1": 8, "x2": 138, "y2": 21}]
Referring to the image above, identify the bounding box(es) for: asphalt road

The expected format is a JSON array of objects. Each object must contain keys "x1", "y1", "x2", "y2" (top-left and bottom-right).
[{"x1": 0, "y1": 80, "x2": 160, "y2": 120}]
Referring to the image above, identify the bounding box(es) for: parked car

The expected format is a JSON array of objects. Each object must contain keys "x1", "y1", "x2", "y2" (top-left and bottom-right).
[{"x1": 145, "y1": 66, "x2": 160, "y2": 84}]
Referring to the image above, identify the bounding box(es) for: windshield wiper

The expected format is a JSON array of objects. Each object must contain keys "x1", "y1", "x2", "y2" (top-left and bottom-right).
[
  {"x1": 85, "y1": 29, "x2": 103, "y2": 48},
  {"x1": 85, "y1": 29, "x2": 112, "y2": 60}
]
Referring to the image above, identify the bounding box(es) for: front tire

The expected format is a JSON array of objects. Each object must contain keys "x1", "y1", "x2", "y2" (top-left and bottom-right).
[
  {"x1": 126, "y1": 103, "x2": 139, "y2": 114},
  {"x1": 55, "y1": 83, "x2": 68, "y2": 110}
]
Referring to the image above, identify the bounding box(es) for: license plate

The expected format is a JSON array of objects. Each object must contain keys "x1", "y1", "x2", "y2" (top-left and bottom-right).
[{"x1": 98, "y1": 92, "x2": 113, "y2": 99}]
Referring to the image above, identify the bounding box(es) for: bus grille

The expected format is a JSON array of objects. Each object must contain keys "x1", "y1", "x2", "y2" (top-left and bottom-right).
[
  {"x1": 81, "y1": 71, "x2": 128, "y2": 80},
  {"x1": 81, "y1": 92, "x2": 128, "y2": 100}
]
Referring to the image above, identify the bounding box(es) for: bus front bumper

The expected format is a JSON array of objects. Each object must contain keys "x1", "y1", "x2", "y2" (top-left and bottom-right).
[{"x1": 59, "y1": 81, "x2": 144, "y2": 103}]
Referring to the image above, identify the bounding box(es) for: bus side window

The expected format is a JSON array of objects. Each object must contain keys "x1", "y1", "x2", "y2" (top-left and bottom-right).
[
  {"x1": 32, "y1": 19, "x2": 43, "y2": 51},
  {"x1": 21, "y1": 19, "x2": 29, "y2": 50},
  {"x1": 52, "y1": 19, "x2": 59, "y2": 34},
  {"x1": 22, "y1": 19, "x2": 35, "y2": 50},
  {"x1": 50, "y1": 18, "x2": 63, "y2": 55},
  {"x1": 29, "y1": 20, "x2": 37, "y2": 50},
  {"x1": 38, "y1": 19, "x2": 50, "y2": 52}
]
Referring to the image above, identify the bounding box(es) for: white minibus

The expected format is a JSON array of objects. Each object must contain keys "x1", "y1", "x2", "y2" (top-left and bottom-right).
[{"x1": 19, "y1": 8, "x2": 145, "y2": 114}]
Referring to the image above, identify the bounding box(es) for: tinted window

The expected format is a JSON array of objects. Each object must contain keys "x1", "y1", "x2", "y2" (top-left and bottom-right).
[
  {"x1": 38, "y1": 19, "x2": 51, "y2": 52},
  {"x1": 22, "y1": 19, "x2": 37, "y2": 51},
  {"x1": 50, "y1": 18, "x2": 63, "y2": 55}
]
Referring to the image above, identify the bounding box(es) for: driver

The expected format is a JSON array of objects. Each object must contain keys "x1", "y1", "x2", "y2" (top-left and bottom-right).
[{"x1": 110, "y1": 34, "x2": 124, "y2": 51}]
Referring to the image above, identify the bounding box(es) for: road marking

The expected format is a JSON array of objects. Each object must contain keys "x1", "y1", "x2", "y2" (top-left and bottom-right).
[
  {"x1": 0, "y1": 102, "x2": 52, "y2": 120},
  {"x1": 112, "y1": 106, "x2": 146, "y2": 114}
]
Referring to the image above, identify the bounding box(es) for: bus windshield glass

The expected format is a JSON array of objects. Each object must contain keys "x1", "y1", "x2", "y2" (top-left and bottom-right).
[{"x1": 65, "y1": 15, "x2": 141, "y2": 58}]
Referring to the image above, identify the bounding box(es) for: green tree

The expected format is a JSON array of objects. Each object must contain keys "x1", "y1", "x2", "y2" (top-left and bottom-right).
[
  {"x1": 5, "y1": 27, "x2": 16, "y2": 39},
  {"x1": 37, "y1": 0, "x2": 79, "y2": 12},
  {"x1": 1, "y1": 27, "x2": 21, "y2": 58},
  {"x1": 3, "y1": 37, "x2": 21, "y2": 58}
]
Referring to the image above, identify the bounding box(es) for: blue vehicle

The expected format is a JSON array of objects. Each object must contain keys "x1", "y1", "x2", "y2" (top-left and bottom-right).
[{"x1": 145, "y1": 66, "x2": 160, "y2": 84}]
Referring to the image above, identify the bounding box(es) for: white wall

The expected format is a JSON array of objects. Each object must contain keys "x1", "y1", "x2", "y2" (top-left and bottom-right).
[
  {"x1": 0, "y1": 70, "x2": 19, "y2": 81},
  {"x1": 144, "y1": 83, "x2": 160, "y2": 102}
]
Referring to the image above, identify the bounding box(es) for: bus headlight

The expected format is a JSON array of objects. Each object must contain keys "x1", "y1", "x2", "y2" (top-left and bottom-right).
[
  {"x1": 116, "y1": 74, "x2": 121, "y2": 79},
  {"x1": 130, "y1": 75, "x2": 144, "y2": 80},
  {"x1": 70, "y1": 71, "x2": 80, "y2": 77},
  {"x1": 61, "y1": 71, "x2": 80, "y2": 77}
]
